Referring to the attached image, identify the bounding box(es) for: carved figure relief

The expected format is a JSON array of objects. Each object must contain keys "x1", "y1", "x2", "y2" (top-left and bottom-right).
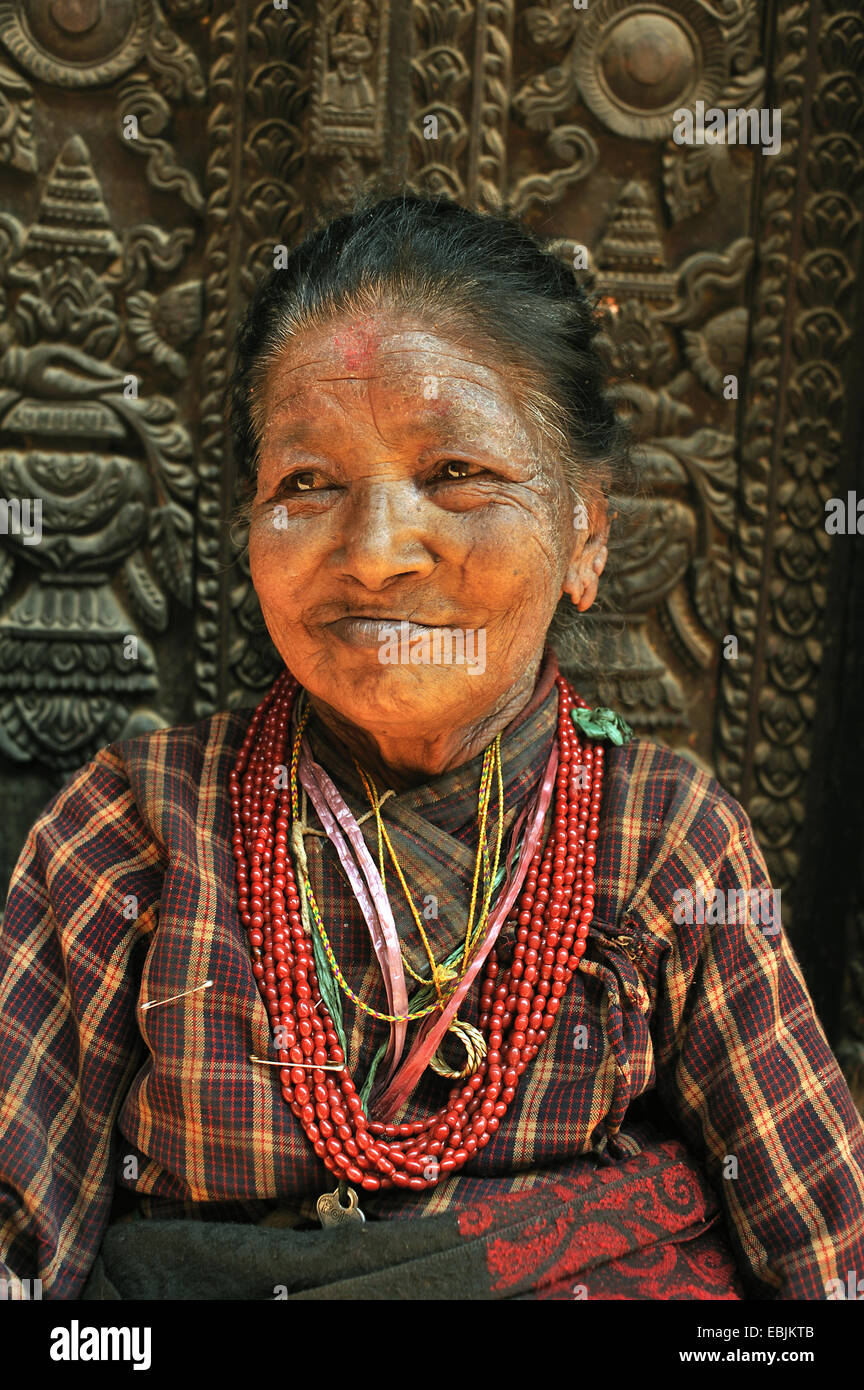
[
  {"x1": 311, "y1": 0, "x2": 387, "y2": 159},
  {"x1": 0, "y1": 137, "x2": 197, "y2": 766}
]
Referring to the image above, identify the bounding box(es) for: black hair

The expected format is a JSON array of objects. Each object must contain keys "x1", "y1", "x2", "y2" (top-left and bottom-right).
[{"x1": 227, "y1": 187, "x2": 637, "y2": 653}]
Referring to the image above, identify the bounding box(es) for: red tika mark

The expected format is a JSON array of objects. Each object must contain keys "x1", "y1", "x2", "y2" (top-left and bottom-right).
[{"x1": 330, "y1": 319, "x2": 384, "y2": 372}]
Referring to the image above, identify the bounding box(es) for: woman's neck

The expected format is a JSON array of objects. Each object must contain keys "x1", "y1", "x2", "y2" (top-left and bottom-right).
[{"x1": 305, "y1": 662, "x2": 546, "y2": 791}]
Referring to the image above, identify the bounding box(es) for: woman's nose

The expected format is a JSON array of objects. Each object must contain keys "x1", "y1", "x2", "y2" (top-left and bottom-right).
[{"x1": 334, "y1": 478, "x2": 438, "y2": 589}]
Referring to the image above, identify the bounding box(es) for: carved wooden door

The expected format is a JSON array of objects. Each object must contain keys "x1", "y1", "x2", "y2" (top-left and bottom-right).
[{"x1": 0, "y1": 0, "x2": 861, "y2": 1089}]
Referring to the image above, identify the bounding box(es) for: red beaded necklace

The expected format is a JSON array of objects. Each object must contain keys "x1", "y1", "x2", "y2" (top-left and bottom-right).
[{"x1": 230, "y1": 669, "x2": 604, "y2": 1196}]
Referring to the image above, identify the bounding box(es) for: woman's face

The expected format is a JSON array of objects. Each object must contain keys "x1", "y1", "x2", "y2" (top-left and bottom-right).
[{"x1": 248, "y1": 310, "x2": 603, "y2": 747}]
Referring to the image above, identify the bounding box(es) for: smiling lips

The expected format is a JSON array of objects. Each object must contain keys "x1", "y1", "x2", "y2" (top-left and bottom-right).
[{"x1": 327, "y1": 615, "x2": 447, "y2": 648}]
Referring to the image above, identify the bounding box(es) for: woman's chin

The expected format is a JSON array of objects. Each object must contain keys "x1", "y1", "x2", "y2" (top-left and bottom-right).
[{"x1": 302, "y1": 660, "x2": 494, "y2": 732}]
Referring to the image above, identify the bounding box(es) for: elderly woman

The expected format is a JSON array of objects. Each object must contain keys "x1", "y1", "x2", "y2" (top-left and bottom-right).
[{"x1": 1, "y1": 193, "x2": 863, "y2": 1303}]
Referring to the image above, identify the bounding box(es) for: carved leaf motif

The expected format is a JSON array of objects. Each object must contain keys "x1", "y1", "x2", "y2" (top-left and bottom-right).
[
  {"x1": 512, "y1": 61, "x2": 578, "y2": 132},
  {"x1": 119, "y1": 224, "x2": 196, "y2": 293},
  {"x1": 107, "y1": 392, "x2": 196, "y2": 506},
  {"x1": 135, "y1": 396, "x2": 197, "y2": 503},
  {"x1": 663, "y1": 583, "x2": 714, "y2": 670},
  {"x1": 146, "y1": 9, "x2": 207, "y2": 103},
  {"x1": 522, "y1": 6, "x2": 575, "y2": 49},
  {"x1": 604, "y1": 499, "x2": 694, "y2": 612},
  {"x1": 717, "y1": 62, "x2": 766, "y2": 111},
  {"x1": 662, "y1": 52, "x2": 768, "y2": 220},
  {"x1": 150, "y1": 429, "x2": 196, "y2": 503},
  {"x1": 657, "y1": 430, "x2": 738, "y2": 535},
  {"x1": 0, "y1": 57, "x2": 36, "y2": 175},
  {"x1": 124, "y1": 550, "x2": 169, "y2": 632},
  {"x1": 806, "y1": 133, "x2": 864, "y2": 192},
  {"x1": 139, "y1": 395, "x2": 174, "y2": 425},
  {"x1": 0, "y1": 210, "x2": 26, "y2": 281},
  {"x1": 611, "y1": 383, "x2": 694, "y2": 442},
  {"x1": 691, "y1": 548, "x2": 732, "y2": 639},
  {"x1": 662, "y1": 142, "x2": 726, "y2": 225},
  {"x1": 660, "y1": 240, "x2": 754, "y2": 328},
  {"x1": 149, "y1": 503, "x2": 193, "y2": 608},
  {"x1": 508, "y1": 125, "x2": 597, "y2": 216},
  {"x1": 633, "y1": 443, "x2": 688, "y2": 489}
]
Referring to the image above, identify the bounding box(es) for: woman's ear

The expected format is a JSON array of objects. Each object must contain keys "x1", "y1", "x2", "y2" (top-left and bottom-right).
[{"x1": 562, "y1": 498, "x2": 609, "y2": 612}]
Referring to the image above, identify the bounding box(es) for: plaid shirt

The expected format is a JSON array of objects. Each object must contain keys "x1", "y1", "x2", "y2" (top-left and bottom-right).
[{"x1": 1, "y1": 657, "x2": 863, "y2": 1300}]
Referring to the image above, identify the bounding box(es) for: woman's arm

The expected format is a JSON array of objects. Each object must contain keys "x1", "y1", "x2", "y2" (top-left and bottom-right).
[
  {"x1": 0, "y1": 747, "x2": 164, "y2": 1299},
  {"x1": 627, "y1": 789, "x2": 864, "y2": 1300}
]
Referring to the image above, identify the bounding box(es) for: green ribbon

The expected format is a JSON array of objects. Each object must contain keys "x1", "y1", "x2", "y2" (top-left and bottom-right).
[
  {"x1": 570, "y1": 705, "x2": 634, "y2": 745},
  {"x1": 310, "y1": 907, "x2": 349, "y2": 1058}
]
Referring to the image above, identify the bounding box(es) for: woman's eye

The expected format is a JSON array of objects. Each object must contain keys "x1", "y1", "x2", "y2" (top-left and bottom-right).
[
  {"x1": 280, "y1": 471, "x2": 320, "y2": 493},
  {"x1": 433, "y1": 460, "x2": 474, "y2": 481}
]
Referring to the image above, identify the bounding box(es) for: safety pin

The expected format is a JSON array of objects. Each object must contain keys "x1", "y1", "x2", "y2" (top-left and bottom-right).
[
  {"x1": 249, "y1": 1055, "x2": 346, "y2": 1071},
  {"x1": 142, "y1": 980, "x2": 214, "y2": 1011}
]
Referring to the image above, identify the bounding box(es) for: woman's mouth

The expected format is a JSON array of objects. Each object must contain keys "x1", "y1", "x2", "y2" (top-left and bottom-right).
[{"x1": 327, "y1": 616, "x2": 441, "y2": 649}]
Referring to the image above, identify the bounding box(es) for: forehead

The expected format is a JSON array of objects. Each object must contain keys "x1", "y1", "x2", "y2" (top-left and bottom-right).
[{"x1": 257, "y1": 314, "x2": 522, "y2": 427}]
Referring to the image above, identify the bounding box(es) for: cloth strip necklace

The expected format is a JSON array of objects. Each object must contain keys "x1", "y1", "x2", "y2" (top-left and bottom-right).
[
  {"x1": 371, "y1": 739, "x2": 559, "y2": 1121},
  {"x1": 230, "y1": 670, "x2": 606, "y2": 1216},
  {"x1": 292, "y1": 706, "x2": 537, "y2": 1104},
  {"x1": 350, "y1": 741, "x2": 504, "y2": 1080},
  {"x1": 300, "y1": 715, "x2": 554, "y2": 1116},
  {"x1": 292, "y1": 709, "x2": 410, "y2": 1084}
]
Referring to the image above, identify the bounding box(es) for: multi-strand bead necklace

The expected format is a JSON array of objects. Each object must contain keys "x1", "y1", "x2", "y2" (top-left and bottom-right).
[{"x1": 230, "y1": 669, "x2": 605, "y2": 1197}]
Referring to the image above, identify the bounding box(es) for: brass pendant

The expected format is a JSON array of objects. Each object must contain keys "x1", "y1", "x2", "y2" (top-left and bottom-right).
[
  {"x1": 316, "y1": 1184, "x2": 365, "y2": 1228},
  {"x1": 428, "y1": 1017, "x2": 487, "y2": 1080}
]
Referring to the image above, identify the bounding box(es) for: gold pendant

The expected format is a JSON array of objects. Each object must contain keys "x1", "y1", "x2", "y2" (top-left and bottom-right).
[
  {"x1": 316, "y1": 1184, "x2": 365, "y2": 1228},
  {"x1": 428, "y1": 1017, "x2": 487, "y2": 1080}
]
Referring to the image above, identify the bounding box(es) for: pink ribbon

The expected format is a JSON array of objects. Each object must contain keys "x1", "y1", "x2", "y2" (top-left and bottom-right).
[
  {"x1": 370, "y1": 736, "x2": 559, "y2": 1121},
  {"x1": 297, "y1": 743, "x2": 409, "y2": 1081}
]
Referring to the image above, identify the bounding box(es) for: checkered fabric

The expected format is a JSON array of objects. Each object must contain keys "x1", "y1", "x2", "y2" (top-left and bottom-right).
[{"x1": 1, "y1": 652, "x2": 862, "y2": 1299}]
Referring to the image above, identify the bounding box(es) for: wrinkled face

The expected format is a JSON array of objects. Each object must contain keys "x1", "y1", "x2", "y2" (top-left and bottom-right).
[{"x1": 248, "y1": 310, "x2": 587, "y2": 742}]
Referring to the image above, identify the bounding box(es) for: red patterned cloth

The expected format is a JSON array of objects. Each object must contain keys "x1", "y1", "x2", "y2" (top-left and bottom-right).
[{"x1": 457, "y1": 1132, "x2": 745, "y2": 1300}]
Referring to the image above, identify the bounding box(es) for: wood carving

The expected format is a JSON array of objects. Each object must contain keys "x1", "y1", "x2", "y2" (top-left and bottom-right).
[{"x1": 0, "y1": 136, "x2": 197, "y2": 766}]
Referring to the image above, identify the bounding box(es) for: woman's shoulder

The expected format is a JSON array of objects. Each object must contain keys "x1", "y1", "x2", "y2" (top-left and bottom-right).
[
  {"x1": 108, "y1": 704, "x2": 253, "y2": 779},
  {"x1": 103, "y1": 705, "x2": 255, "y2": 842},
  {"x1": 595, "y1": 736, "x2": 766, "y2": 918},
  {"x1": 602, "y1": 736, "x2": 753, "y2": 840},
  {"x1": 25, "y1": 705, "x2": 256, "y2": 861}
]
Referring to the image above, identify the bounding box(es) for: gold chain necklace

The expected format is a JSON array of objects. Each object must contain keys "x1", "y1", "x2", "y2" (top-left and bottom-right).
[
  {"x1": 354, "y1": 745, "x2": 503, "y2": 989},
  {"x1": 353, "y1": 741, "x2": 504, "y2": 1078}
]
